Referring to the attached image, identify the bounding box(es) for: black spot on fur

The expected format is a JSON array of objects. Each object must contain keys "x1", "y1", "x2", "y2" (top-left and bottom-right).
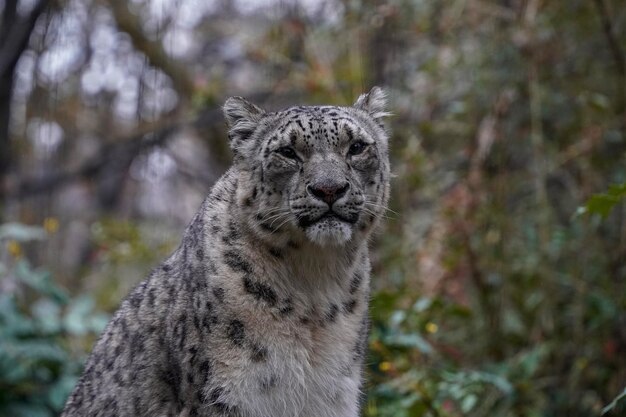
[
  {"x1": 199, "y1": 360, "x2": 212, "y2": 384},
  {"x1": 243, "y1": 276, "x2": 278, "y2": 306},
  {"x1": 129, "y1": 290, "x2": 142, "y2": 308},
  {"x1": 222, "y1": 221, "x2": 241, "y2": 244},
  {"x1": 349, "y1": 272, "x2": 363, "y2": 294},
  {"x1": 208, "y1": 387, "x2": 236, "y2": 413},
  {"x1": 129, "y1": 332, "x2": 145, "y2": 357},
  {"x1": 227, "y1": 320, "x2": 245, "y2": 347},
  {"x1": 223, "y1": 250, "x2": 252, "y2": 274},
  {"x1": 343, "y1": 299, "x2": 357, "y2": 314},
  {"x1": 212, "y1": 286, "x2": 225, "y2": 302},
  {"x1": 260, "y1": 374, "x2": 278, "y2": 392},
  {"x1": 147, "y1": 287, "x2": 156, "y2": 307},
  {"x1": 250, "y1": 343, "x2": 268, "y2": 362},
  {"x1": 202, "y1": 301, "x2": 218, "y2": 331},
  {"x1": 268, "y1": 247, "x2": 283, "y2": 259},
  {"x1": 326, "y1": 304, "x2": 339, "y2": 323},
  {"x1": 197, "y1": 390, "x2": 207, "y2": 404},
  {"x1": 113, "y1": 370, "x2": 126, "y2": 387},
  {"x1": 159, "y1": 359, "x2": 182, "y2": 406},
  {"x1": 102, "y1": 398, "x2": 119, "y2": 415},
  {"x1": 279, "y1": 298, "x2": 294, "y2": 316},
  {"x1": 188, "y1": 346, "x2": 198, "y2": 366},
  {"x1": 132, "y1": 396, "x2": 141, "y2": 415},
  {"x1": 162, "y1": 264, "x2": 172, "y2": 272},
  {"x1": 173, "y1": 313, "x2": 187, "y2": 350}
]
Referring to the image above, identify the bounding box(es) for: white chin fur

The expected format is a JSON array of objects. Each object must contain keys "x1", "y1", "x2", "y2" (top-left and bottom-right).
[{"x1": 305, "y1": 218, "x2": 353, "y2": 246}]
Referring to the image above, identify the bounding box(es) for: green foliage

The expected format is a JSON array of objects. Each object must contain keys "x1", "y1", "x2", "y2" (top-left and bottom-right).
[
  {"x1": 367, "y1": 281, "x2": 623, "y2": 416},
  {"x1": 367, "y1": 293, "x2": 517, "y2": 417},
  {"x1": 581, "y1": 183, "x2": 626, "y2": 218},
  {"x1": 0, "y1": 224, "x2": 108, "y2": 417}
]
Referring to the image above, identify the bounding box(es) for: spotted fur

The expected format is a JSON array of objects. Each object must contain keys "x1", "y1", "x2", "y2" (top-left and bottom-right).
[{"x1": 62, "y1": 87, "x2": 391, "y2": 417}]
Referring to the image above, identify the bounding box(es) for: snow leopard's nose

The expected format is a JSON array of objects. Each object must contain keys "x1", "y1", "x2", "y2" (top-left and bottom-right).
[{"x1": 307, "y1": 180, "x2": 350, "y2": 206}]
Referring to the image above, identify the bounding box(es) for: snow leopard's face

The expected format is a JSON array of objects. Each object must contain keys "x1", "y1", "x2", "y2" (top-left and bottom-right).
[{"x1": 224, "y1": 88, "x2": 390, "y2": 247}]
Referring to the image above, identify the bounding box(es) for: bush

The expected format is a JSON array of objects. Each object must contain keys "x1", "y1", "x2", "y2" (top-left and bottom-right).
[{"x1": 0, "y1": 224, "x2": 108, "y2": 417}]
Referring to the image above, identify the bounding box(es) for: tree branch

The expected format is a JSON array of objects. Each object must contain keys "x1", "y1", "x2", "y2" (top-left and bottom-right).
[
  {"x1": 107, "y1": 0, "x2": 195, "y2": 98},
  {"x1": 3, "y1": 90, "x2": 304, "y2": 201},
  {"x1": 593, "y1": 0, "x2": 626, "y2": 76},
  {"x1": 0, "y1": 0, "x2": 50, "y2": 188},
  {"x1": 0, "y1": 0, "x2": 50, "y2": 78},
  {"x1": 8, "y1": 123, "x2": 180, "y2": 200}
]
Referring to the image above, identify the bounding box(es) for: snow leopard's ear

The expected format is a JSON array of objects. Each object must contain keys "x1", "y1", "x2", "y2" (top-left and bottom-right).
[
  {"x1": 223, "y1": 96, "x2": 265, "y2": 155},
  {"x1": 353, "y1": 86, "x2": 391, "y2": 121}
]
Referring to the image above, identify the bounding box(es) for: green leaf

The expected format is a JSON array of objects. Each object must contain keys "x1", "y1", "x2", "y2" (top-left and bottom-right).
[
  {"x1": 582, "y1": 183, "x2": 626, "y2": 218},
  {"x1": 412, "y1": 297, "x2": 433, "y2": 313},
  {"x1": 2, "y1": 340, "x2": 67, "y2": 363},
  {"x1": 585, "y1": 194, "x2": 621, "y2": 218},
  {"x1": 47, "y1": 374, "x2": 78, "y2": 411},
  {"x1": 63, "y1": 296, "x2": 97, "y2": 335},
  {"x1": 31, "y1": 299, "x2": 62, "y2": 334},
  {"x1": 15, "y1": 260, "x2": 68, "y2": 304},
  {"x1": 383, "y1": 332, "x2": 434, "y2": 355},
  {"x1": 460, "y1": 394, "x2": 478, "y2": 413}
]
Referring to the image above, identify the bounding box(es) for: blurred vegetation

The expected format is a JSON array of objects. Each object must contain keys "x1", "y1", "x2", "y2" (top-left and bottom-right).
[
  {"x1": 1, "y1": 0, "x2": 625, "y2": 416},
  {"x1": 0, "y1": 224, "x2": 108, "y2": 417}
]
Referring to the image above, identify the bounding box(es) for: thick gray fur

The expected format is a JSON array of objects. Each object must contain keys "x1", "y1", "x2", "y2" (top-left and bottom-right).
[{"x1": 62, "y1": 87, "x2": 391, "y2": 417}]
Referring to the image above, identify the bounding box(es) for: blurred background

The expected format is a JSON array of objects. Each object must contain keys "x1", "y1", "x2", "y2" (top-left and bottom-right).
[{"x1": 1, "y1": 0, "x2": 625, "y2": 416}]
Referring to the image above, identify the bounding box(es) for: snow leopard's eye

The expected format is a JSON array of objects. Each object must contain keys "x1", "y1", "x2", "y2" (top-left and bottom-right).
[
  {"x1": 276, "y1": 146, "x2": 298, "y2": 160},
  {"x1": 348, "y1": 141, "x2": 368, "y2": 156}
]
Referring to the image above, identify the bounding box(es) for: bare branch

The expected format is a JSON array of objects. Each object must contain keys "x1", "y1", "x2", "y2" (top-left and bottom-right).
[
  {"x1": 0, "y1": 0, "x2": 50, "y2": 78},
  {"x1": 3, "y1": 90, "x2": 305, "y2": 201},
  {"x1": 593, "y1": 0, "x2": 626, "y2": 76},
  {"x1": 0, "y1": 0, "x2": 50, "y2": 186},
  {"x1": 8, "y1": 124, "x2": 180, "y2": 200},
  {"x1": 107, "y1": 0, "x2": 195, "y2": 98}
]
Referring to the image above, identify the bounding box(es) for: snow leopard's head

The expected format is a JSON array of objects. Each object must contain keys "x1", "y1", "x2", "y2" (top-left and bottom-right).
[{"x1": 223, "y1": 87, "x2": 390, "y2": 247}]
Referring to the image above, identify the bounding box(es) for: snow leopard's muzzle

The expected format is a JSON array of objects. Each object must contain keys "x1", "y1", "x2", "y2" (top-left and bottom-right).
[{"x1": 289, "y1": 158, "x2": 367, "y2": 246}]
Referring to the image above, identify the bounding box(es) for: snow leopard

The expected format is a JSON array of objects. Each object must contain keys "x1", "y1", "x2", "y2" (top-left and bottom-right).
[{"x1": 61, "y1": 87, "x2": 391, "y2": 417}]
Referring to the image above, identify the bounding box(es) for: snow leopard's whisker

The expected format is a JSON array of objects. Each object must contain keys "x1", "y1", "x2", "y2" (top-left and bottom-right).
[
  {"x1": 258, "y1": 206, "x2": 286, "y2": 217},
  {"x1": 262, "y1": 212, "x2": 290, "y2": 224},
  {"x1": 361, "y1": 207, "x2": 394, "y2": 221},
  {"x1": 273, "y1": 216, "x2": 294, "y2": 231},
  {"x1": 361, "y1": 205, "x2": 394, "y2": 221},
  {"x1": 269, "y1": 213, "x2": 292, "y2": 228},
  {"x1": 257, "y1": 208, "x2": 289, "y2": 222},
  {"x1": 365, "y1": 202, "x2": 398, "y2": 217}
]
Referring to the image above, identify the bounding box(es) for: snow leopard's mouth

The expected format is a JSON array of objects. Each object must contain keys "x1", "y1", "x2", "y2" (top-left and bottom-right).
[{"x1": 298, "y1": 211, "x2": 359, "y2": 228}]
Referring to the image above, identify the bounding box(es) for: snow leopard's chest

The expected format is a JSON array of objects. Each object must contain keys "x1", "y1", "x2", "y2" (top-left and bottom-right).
[{"x1": 204, "y1": 287, "x2": 368, "y2": 417}]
